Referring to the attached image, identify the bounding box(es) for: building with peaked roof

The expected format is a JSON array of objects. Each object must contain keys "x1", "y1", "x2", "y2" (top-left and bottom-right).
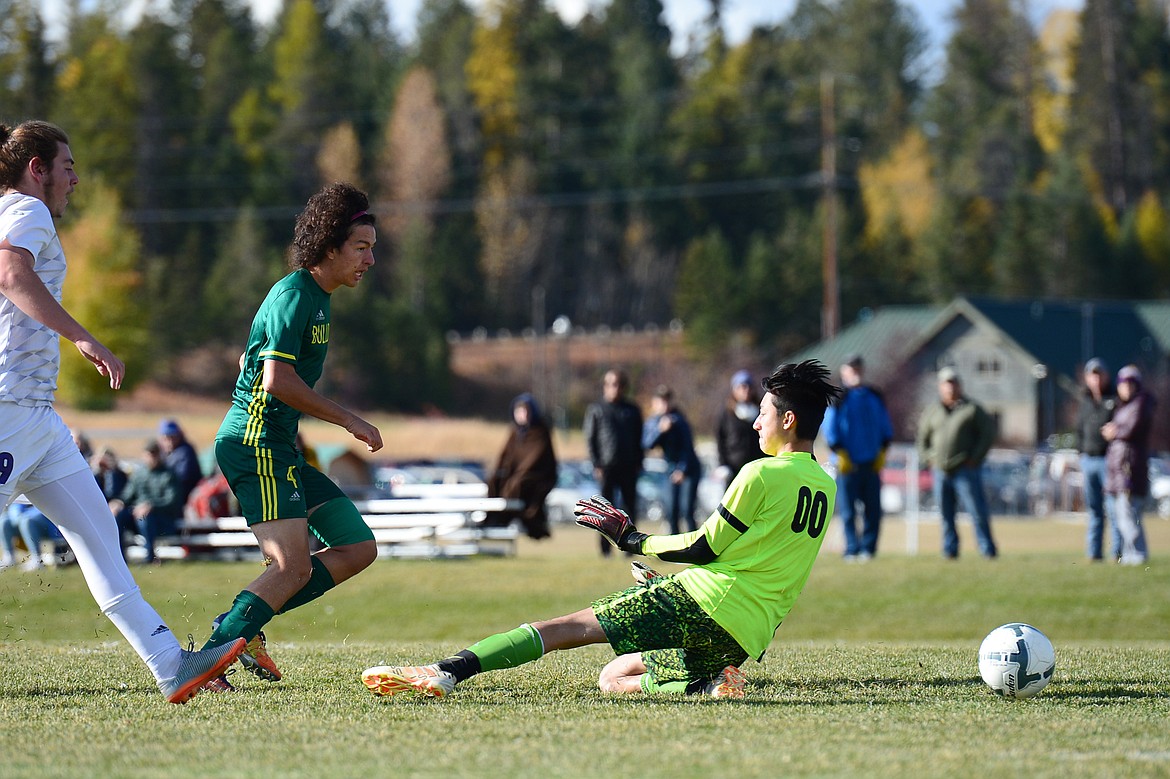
[{"x1": 789, "y1": 297, "x2": 1170, "y2": 447}]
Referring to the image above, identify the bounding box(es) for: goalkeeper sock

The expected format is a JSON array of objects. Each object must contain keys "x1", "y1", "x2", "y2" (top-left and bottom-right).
[
  {"x1": 640, "y1": 675, "x2": 707, "y2": 695},
  {"x1": 438, "y1": 623, "x2": 544, "y2": 682},
  {"x1": 640, "y1": 675, "x2": 690, "y2": 694},
  {"x1": 201, "y1": 590, "x2": 275, "y2": 650}
]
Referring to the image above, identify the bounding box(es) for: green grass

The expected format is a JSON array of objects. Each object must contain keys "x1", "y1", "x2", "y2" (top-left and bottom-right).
[{"x1": 2, "y1": 518, "x2": 1169, "y2": 778}]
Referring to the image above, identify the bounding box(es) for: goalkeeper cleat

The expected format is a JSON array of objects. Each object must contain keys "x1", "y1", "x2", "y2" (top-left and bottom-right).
[
  {"x1": 361, "y1": 664, "x2": 457, "y2": 699},
  {"x1": 158, "y1": 637, "x2": 246, "y2": 704},
  {"x1": 630, "y1": 560, "x2": 664, "y2": 586},
  {"x1": 212, "y1": 612, "x2": 281, "y2": 682},
  {"x1": 703, "y1": 665, "x2": 747, "y2": 700}
]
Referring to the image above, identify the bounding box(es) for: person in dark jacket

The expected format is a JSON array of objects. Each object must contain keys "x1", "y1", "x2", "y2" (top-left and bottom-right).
[
  {"x1": 1102, "y1": 364, "x2": 1154, "y2": 565},
  {"x1": 93, "y1": 446, "x2": 129, "y2": 504},
  {"x1": 582, "y1": 369, "x2": 643, "y2": 557},
  {"x1": 716, "y1": 370, "x2": 766, "y2": 485},
  {"x1": 158, "y1": 419, "x2": 203, "y2": 508},
  {"x1": 111, "y1": 440, "x2": 182, "y2": 564},
  {"x1": 1073, "y1": 358, "x2": 1117, "y2": 561},
  {"x1": 486, "y1": 393, "x2": 558, "y2": 540},
  {"x1": 643, "y1": 385, "x2": 702, "y2": 535}
]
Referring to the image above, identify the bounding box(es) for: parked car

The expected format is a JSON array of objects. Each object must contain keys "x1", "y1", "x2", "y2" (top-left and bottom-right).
[
  {"x1": 983, "y1": 448, "x2": 1032, "y2": 515},
  {"x1": 878, "y1": 443, "x2": 933, "y2": 514},
  {"x1": 545, "y1": 460, "x2": 599, "y2": 524},
  {"x1": 1147, "y1": 456, "x2": 1170, "y2": 518}
]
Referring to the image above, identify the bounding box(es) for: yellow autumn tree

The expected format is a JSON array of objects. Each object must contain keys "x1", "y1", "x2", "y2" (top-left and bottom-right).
[
  {"x1": 316, "y1": 122, "x2": 363, "y2": 189},
  {"x1": 858, "y1": 128, "x2": 937, "y2": 244},
  {"x1": 1135, "y1": 190, "x2": 1170, "y2": 289},
  {"x1": 57, "y1": 181, "x2": 149, "y2": 410},
  {"x1": 464, "y1": 0, "x2": 520, "y2": 170}
]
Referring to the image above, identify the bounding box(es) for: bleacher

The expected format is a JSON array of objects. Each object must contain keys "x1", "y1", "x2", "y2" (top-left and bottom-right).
[{"x1": 130, "y1": 484, "x2": 523, "y2": 562}]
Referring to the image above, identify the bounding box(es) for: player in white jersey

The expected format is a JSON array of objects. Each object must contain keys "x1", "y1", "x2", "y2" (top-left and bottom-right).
[{"x1": 0, "y1": 120, "x2": 244, "y2": 703}]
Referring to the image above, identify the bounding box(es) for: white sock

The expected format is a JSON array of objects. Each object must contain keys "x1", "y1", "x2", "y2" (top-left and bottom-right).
[
  {"x1": 102, "y1": 589, "x2": 183, "y2": 680},
  {"x1": 25, "y1": 471, "x2": 183, "y2": 682}
]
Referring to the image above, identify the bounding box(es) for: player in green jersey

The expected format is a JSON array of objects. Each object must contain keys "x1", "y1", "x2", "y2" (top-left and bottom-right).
[
  {"x1": 201, "y1": 183, "x2": 383, "y2": 690},
  {"x1": 362, "y1": 360, "x2": 840, "y2": 700}
]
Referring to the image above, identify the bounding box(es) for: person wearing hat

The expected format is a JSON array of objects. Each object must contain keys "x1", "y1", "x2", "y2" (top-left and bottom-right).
[
  {"x1": 110, "y1": 440, "x2": 182, "y2": 565},
  {"x1": 716, "y1": 369, "x2": 767, "y2": 486},
  {"x1": 157, "y1": 418, "x2": 202, "y2": 509},
  {"x1": 822, "y1": 354, "x2": 894, "y2": 560},
  {"x1": 1073, "y1": 358, "x2": 1118, "y2": 560},
  {"x1": 916, "y1": 366, "x2": 998, "y2": 559},
  {"x1": 1102, "y1": 364, "x2": 1154, "y2": 564}
]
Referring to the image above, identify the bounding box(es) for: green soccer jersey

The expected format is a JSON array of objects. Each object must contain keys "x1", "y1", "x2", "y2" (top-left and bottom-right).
[
  {"x1": 217, "y1": 269, "x2": 332, "y2": 450},
  {"x1": 642, "y1": 451, "x2": 837, "y2": 660}
]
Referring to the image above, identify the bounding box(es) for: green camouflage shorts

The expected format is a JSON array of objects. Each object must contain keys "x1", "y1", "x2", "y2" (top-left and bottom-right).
[{"x1": 592, "y1": 576, "x2": 748, "y2": 684}]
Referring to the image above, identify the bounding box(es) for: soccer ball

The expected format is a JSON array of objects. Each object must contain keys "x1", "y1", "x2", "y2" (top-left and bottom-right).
[{"x1": 977, "y1": 623, "x2": 1055, "y2": 699}]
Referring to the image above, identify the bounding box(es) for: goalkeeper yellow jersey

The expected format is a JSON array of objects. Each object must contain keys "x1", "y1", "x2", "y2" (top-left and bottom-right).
[{"x1": 642, "y1": 451, "x2": 836, "y2": 660}]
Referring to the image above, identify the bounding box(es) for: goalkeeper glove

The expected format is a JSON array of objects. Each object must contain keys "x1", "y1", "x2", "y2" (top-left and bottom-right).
[
  {"x1": 835, "y1": 449, "x2": 852, "y2": 475},
  {"x1": 573, "y1": 495, "x2": 647, "y2": 554},
  {"x1": 874, "y1": 447, "x2": 887, "y2": 472}
]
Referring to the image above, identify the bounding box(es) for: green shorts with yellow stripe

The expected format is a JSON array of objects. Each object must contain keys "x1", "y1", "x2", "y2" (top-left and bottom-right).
[
  {"x1": 215, "y1": 437, "x2": 373, "y2": 547},
  {"x1": 592, "y1": 576, "x2": 749, "y2": 686}
]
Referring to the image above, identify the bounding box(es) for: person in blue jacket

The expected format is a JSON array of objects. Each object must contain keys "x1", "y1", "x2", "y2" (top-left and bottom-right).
[
  {"x1": 823, "y1": 355, "x2": 893, "y2": 560},
  {"x1": 643, "y1": 385, "x2": 703, "y2": 535}
]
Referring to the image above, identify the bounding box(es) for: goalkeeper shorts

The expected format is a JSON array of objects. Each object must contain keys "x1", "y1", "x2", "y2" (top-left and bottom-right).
[{"x1": 592, "y1": 577, "x2": 748, "y2": 683}]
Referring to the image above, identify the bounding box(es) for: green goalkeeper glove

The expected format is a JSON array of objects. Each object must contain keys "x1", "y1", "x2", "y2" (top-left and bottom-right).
[{"x1": 573, "y1": 495, "x2": 647, "y2": 554}]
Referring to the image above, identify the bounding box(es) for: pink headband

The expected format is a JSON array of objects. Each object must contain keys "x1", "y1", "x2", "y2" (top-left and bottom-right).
[{"x1": 350, "y1": 210, "x2": 369, "y2": 222}]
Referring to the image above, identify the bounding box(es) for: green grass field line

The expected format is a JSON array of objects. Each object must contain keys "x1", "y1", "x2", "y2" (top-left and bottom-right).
[{"x1": 1, "y1": 520, "x2": 1168, "y2": 778}]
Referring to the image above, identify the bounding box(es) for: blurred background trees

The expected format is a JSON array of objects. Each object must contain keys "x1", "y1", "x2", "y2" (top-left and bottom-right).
[{"x1": 3, "y1": 0, "x2": 1168, "y2": 411}]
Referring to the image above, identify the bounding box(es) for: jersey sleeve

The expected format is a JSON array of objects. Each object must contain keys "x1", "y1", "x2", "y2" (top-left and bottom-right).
[
  {"x1": 2, "y1": 200, "x2": 54, "y2": 259},
  {"x1": 258, "y1": 288, "x2": 314, "y2": 365},
  {"x1": 640, "y1": 463, "x2": 764, "y2": 561}
]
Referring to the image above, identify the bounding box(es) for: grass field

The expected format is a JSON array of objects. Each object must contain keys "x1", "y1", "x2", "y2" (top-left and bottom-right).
[{"x1": 2, "y1": 517, "x2": 1168, "y2": 779}]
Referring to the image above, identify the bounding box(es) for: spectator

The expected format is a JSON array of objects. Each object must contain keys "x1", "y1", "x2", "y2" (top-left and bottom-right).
[
  {"x1": 583, "y1": 368, "x2": 644, "y2": 557},
  {"x1": 485, "y1": 393, "x2": 558, "y2": 540},
  {"x1": 643, "y1": 385, "x2": 702, "y2": 535},
  {"x1": 71, "y1": 428, "x2": 93, "y2": 461},
  {"x1": 111, "y1": 440, "x2": 182, "y2": 565},
  {"x1": 716, "y1": 370, "x2": 766, "y2": 486},
  {"x1": 1, "y1": 499, "x2": 66, "y2": 571},
  {"x1": 916, "y1": 367, "x2": 998, "y2": 559},
  {"x1": 1102, "y1": 364, "x2": 1154, "y2": 565},
  {"x1": 1073, "y1": 358, "x2": 1118, "y2": 561},
  {"x1": 92, "y1": 446, "x2": 129, "y2": 503},
  {"x1": 823, "y1": 354, "x2": 894, "y2": 561},
  {"x1": 158, "y1": 419, "x2": 202, "y2": 507}
]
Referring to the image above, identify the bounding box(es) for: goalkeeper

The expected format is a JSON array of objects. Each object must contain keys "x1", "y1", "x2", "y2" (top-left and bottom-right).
[{"x1": 362, "y1": 360, "x2": 840, "y2": 700}]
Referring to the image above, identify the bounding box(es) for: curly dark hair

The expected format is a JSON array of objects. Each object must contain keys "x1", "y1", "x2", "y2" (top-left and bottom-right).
[
  {"x1": 763, "y1": 359, "x2": 842, "y2": 440},
  {"x1": 289, "y1": 182, "x2": 376, "y2": 269},
  {"x1": 0, "y1": 120, "x2": 69, "y2": 189}
]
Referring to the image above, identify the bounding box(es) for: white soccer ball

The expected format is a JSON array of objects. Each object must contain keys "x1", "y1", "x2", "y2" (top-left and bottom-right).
[{"x1": 978, "y1": 623, "x2": 1055, "y2": 699}]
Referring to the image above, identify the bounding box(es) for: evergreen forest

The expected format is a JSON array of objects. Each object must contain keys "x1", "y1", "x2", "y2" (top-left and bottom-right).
[{"x1": 2, "y1": 0, "x2": 1168, "y2": 410}]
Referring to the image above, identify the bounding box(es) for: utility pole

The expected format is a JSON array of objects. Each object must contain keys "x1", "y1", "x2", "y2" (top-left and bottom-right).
[{"x1": 821, "y1": 71, "x2": 840, "y2": 341}]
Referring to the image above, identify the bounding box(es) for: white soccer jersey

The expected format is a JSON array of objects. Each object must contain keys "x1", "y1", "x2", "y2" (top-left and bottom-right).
[{"x1": 0, "y1": 193, "x2": 64, "y2": 406}]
